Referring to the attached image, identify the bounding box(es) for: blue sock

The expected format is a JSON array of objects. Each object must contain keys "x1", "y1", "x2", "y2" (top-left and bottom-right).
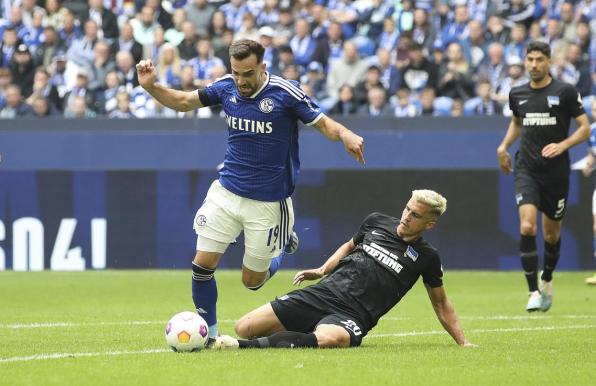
[
  {"x1": 192, "y1": 262, "x2": 218, "y2": 337},
  {"x1": 268, "y1": 252, "x2": 285, "y2": 278}
]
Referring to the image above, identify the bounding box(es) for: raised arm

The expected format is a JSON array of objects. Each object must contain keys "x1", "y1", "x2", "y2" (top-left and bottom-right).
[
  {"x1": 496, "y1": 115, "x2": 522, "y2": 173},
  {"x1": 542, "y1": 113, "x2": 591, "y2": 158},
  {"x1": 425, "y1": 283, "x2": 475, "y2": 347},
  {"x1": 136, "y1": 59, "x2": 204, "y2": 112},
  {"x1": 313, "y1": 116, "x2": 365, "y2": 164},
  {"x1": 292, "y1": 238, "x2": 356, "y2": 285}
]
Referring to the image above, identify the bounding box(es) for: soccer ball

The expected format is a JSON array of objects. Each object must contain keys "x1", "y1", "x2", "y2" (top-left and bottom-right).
[{"x1": 165, "y1": 311, "x2": 209, "y2": 352}]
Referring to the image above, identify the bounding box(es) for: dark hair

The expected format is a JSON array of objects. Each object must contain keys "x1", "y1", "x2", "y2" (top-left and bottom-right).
[
  {"x1": 229, "y1": 39, "x2": 265, "y2": 63},
  {"x1": 526, "y1": 41, "x2": 551, "y2": 58}
]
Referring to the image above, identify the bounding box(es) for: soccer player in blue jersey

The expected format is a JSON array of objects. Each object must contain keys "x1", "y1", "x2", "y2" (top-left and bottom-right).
[{"x1": 136, "y1": 39, "x2": 365, "y2": 341}]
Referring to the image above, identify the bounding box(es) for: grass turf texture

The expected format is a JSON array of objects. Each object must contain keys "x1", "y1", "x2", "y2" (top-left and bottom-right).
[{"x1": 0, "y1": 270, "x2": 594, "y2": 386}]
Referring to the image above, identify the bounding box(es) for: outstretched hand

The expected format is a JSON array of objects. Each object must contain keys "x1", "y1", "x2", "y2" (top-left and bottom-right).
[
  {"x1": 135, "y1": 59, "x2": 157, "y2": 90},
  {"x1": 340, "y1": 130, "x2": 365, "y2": 165},
  {"x1": 293, "y1": 268, "x2": 324, "y2": 286}
]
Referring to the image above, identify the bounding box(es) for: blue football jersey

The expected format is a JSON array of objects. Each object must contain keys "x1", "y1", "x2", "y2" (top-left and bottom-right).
[{"x1": 201, "y1": 72, "x2": 324, "y2": 201}]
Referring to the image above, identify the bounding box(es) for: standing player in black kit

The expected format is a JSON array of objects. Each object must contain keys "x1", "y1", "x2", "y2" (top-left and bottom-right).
[
  {"x1": 497, "y1": 41, "x2": 590, "y2": 312},
  {"x1": 212, "y1": 190, "x2": 476, "y2": 349}
]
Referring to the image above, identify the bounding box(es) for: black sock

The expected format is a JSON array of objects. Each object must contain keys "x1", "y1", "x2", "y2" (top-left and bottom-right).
[
  {"x1": 541, "y1": 239, "x2": 561, "y2": 282},
  {"x1": 520, "y1": 235, "x2": 539, "y2": 292},
  {"x1": 238, "y1": 331, "x2": 319, "y2": 349}
]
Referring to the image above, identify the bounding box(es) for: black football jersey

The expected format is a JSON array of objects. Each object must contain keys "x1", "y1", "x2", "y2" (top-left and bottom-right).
[
  {"x1": 319, "y1": 212, "x2": 443, "y2": 331},
  {"x1": 509, "y1": 79, "x2": 585, "y2": 174}
]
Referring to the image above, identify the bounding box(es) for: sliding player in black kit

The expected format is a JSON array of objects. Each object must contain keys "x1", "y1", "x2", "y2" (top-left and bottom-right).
[
  {"x1": 497, "y1": 41, "x2": 590, "y2": 312},
  {"x1": 212, "y1": 190, "x2": 475, "y2": 349}
]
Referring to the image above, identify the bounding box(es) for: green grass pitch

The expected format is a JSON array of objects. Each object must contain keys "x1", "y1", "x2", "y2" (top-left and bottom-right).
[{"x1": 0, "y1": 270, "x2": 595, "y2": 386}]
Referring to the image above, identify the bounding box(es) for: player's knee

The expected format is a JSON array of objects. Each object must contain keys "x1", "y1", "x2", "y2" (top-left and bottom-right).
[
  {"x1": 234, "y1": 318, "x2": 251, "y2": 338},
  {"x1": 242, "y1": 275, "x2": 267, "y2": 290},
  {"x1": 314, "y1": 331, "x2": 349, "y2": 348},
  {"x1": 520, "y1": 221, "x2": 537, "y2": 235},
  {"x1": 543, "y1": 232, "x2": 560, "y2": 245}
]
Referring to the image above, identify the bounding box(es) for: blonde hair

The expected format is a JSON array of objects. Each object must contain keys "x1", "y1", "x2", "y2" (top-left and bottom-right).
[{"x1": 412, "y1": 189, "x2": 447, "y2": 217}]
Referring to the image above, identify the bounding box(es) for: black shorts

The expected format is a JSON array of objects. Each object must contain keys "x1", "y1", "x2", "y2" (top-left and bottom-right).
[
  {"x1": 270, "y1": 285, "x2": 366, "y2": 347},
  {"x1": 514, "y1": 168, "x2": 569, "y2": 220}
]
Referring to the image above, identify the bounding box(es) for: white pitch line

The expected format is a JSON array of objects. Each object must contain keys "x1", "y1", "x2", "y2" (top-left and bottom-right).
[
  {"x1": 368, "y1": 324, "x2": 596, "y2": 338},
  {"x1": 1, "y1": 315, "x2": 594, "y2": 330},
  {"x1": 0, "y1": 320, "x2": 237, "y2": 329},
  {"x1": 0, "y1": 349, "x2": 170, "y2": 363},
  {"x1": 1, "y1": 324, "x2": 595, "y2": 364}
]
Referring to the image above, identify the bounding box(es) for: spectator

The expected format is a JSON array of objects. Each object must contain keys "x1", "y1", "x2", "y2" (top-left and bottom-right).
[
  {"x1": 66, "y1": 19, "x2": 99, "y2": 84},
  {"x1": 234, "y1": 12, "x2": 260, "y2": 42},
  {"x1": 375, "y1": 47, "x2": 401, "y2": 96},
  {"x1": 326, "y1": 40, "x2": 369, "y2": 100},
  {"x1": 461, "y1": 20, "x2": 487, "y2": 72},
  {"x1": 150, "y1": 26, "x2": 165, "y2": 62},
  {"x1": 0, "y1": 84, "x2": 34, "y2": 118},
  {"x1": 575, "y1": 21, "x2": 592, "y2": 58},
  {"x1": 109, "y1": 90, "x2": 135, "y2": 118},
  {"x1": 400, "y1": 42, "x2": 438, "y2": 95},
  {"x1": 20, "y1": 0, "x2": 46, "y2": 30},
  {"x1": 451, "y1": 98, "x2": 464, "y2": 117},
  {"x1": 9, "y1": 44, "x2": 35, "y2": 97},
  {"x1": 395, "y1": 33, "x2": 413, "y2": 71},
  {"x1": 257, "y1": 26, "x2": 278, "y2": 70},
  {"x1": 501, "y1": 0, "x2": 535, "y2": 29},
  {"x1": 64, "y1": 94, "x2": 96, "y2": 118},
  {"x1": 412, "y1": 8, "x2": 435, "y2": 53},
  {"x1": 87, "y1": 40, "x2": 116, "y2": 92},
  {"x1": 156, "y1": 43, "x2": 182, "y2": 88},
  {"x1": 26, "y1": 68, "x2": 62, "y2": 111},
  {"x1": 257, "y1": 0, "x2": 280, "y2": 28},
  {"x1": 0, "y1": 68, "x2": 13, "y2": 108},
  {"x1": 23, "y1": 8, "x2": 45, "y2": 50},
  {"x1": 269, "y1": 44, "x2": 294, "y2": 77},
  {"x1": 130, "y1": 6, "x2": 159, "y2": 47},
  {"x1": 146, "y1": 0, "x2": 173, "y2": 31},
  {"x1": 392, "y1": 87, "x2": 418, "y2": 117},
  {"x1": 467, "y1": 0, "x2": 494, "y2": 24},
  {"x1": 418, "y1": 86, "x2": 436, "y2": 116},
  {"x1": 328, "y1": 84, "x2": 358, "y2": 116},
  {"x1": 359, "y1": 0, "x2": 394, "y2": 42},
  {"x1": 0, "y1": 27, "x2": 19, "y2": 68},
  {"x1": 312, "y1": 21, "x2": 344, "y2": 69},
  {"x1": 494, "y1": 55, "x2": 528, "y2": 108},
  {"x1": 64, "y1": 70, "x2": 96, "y2": 112},
  {"x1": 185, "y1": 0, "x2": 215, "y2": 37},
  {"x1": 354, "y1": 64, "x2": 385, "y2": 105},
  {"x1": 476, "y1": 42, "x2": 508, "y2": 91},
  {"x1": 271, "y1": 7, "x2": 294, "y2": 47},
  {"x1": 82, "y1": 0, "x2": 119, "y2": 42},
  {"x1": 300, "y1": 61, "x2": 327, "y2": 101},
  {"x1": 220, "y1": 0, "x2": 249, "y2": 32},
  {"x1": 358, "y1": 86, "x2": 393, "y2": 117},
  {"x1": 289, "y1": 19, "x2": 317, "y2": 68},
  {"x1": 34, "y1": 26, "x2": 65, "y2": 68},
  {"x1": 468, "y1": 78, "x2": 502, "y2": 116},
  {"x1": 393, "y1": 0, "x2": 414, "y2": 34},
  {"x1": 188, "y1": 37, "x2": 225, "y2": 87},
  {"x1": 485, "y1": 14, "x2": 509, "y2": 45},
  {"x1": 504, "y1": 23, "x2": 527, "y2": 60},
  {"x1": 115, "y1": 50, "x2": 138, "y2": 90},
  {"x1": 164, "y1": 8, "x2": 186, "y2": 47},
  {"x1": 559, "y1": 1, "x2": 578, "y2": 41},
  {"x1": 31, "y1": 96, "x2": 58, "y2": 117},
  {"x1": 282, "y1": 64, "x2": 300, "y2": 82},
  {"x1": 115, "y1": 22, "x2": 143, "y2": 65},
  {"x1": 438, "y1": 42, "x2": 474, "y2": 100},
  {"x1": 328, "y1": 0, "x2": 359, "y2": 39},
  {"x1": 58, "y1": 9, "x2": 82, "y2": 48},
  {"x1": 376, "y1": 17, "x2": 399, "y2": 52},
  {"x1": 565, "y1": 43, "x2": 592, "y2": 96},
  {"x1": 309, "y1": 3, "x2": 329, "y2": 41},
  {"x1": 440, "y1": 4, "x2": 470, "y2": 47},
  {"x1": 43, "y1": 0, "x2": 69, "y2": 30},
  {"x1": 213, "y1": 28, "x2": 233, "y2": 72},
  {"x1": 99, "y1": 70, "x2": 122, "y2": 114},
  {"x1": 208, "y1": 11, "x2": 228, "y2": 51},
  {"x1": 177, "y1": 21, "x2": 198, "y2": 61}
]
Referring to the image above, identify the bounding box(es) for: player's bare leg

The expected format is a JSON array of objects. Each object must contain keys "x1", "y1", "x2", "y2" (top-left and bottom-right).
[
  {"x1": 540, "y1": 214, "x2": 562, "y2": 311},
  {"x1": 241, "y1": 265, "x2": 270, "y2": 289},
  {"x1": 234, "y1": 303, "x2": 286, "y2": 338},
  {"x1": 518, "y1": 204, "x2": 541, "y2": 311}
]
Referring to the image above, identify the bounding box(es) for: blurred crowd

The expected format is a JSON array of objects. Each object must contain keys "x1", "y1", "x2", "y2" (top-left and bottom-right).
[{"x1": 0, "y1": 0, "x2": 594, "y2": 119}]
